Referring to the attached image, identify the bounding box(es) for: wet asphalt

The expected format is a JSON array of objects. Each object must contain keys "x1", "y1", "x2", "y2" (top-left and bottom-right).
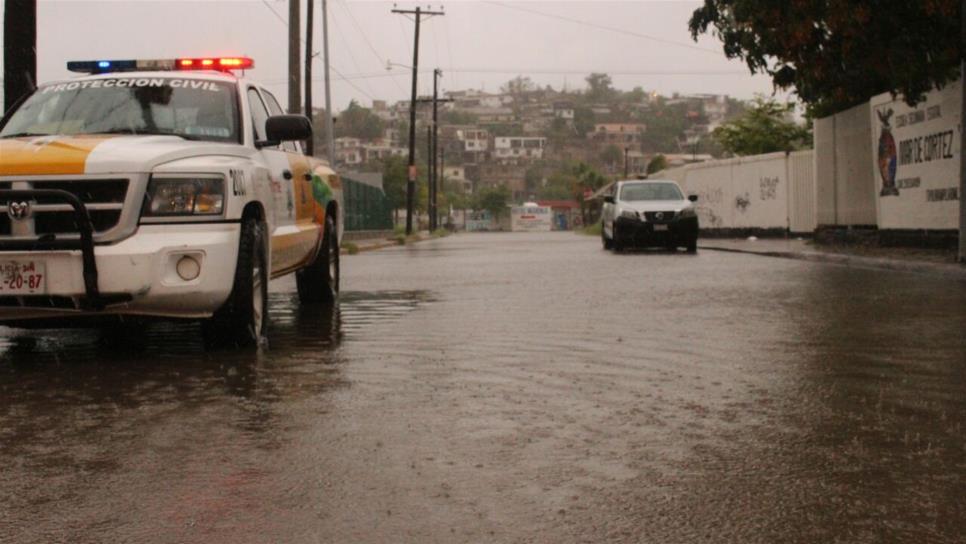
[{"x1": 1, "y1": 231, "x2": 965, "y2": 543}]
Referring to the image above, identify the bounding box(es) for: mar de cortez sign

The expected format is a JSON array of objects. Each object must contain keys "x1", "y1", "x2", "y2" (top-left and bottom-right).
[{"x1": 870, "y1": 80, "x2": 961, "y2": 230}]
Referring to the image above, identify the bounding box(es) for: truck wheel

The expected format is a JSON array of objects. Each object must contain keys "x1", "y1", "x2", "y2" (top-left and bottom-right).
[
  {"x1": 601, "y1": 222, "x2": 613, "y2": 250},
  {"x1": 296, "y1": 215, "x2": 339, "y2": 304},
  {"x1": 686, "y1": 237, "x2": 698, "y2": 253},
  {"x1": 612, "y1": 224, "x2": 624, "y2": 252},
  {"x1": 203, "y1": 219, "x2": 268, "y2": 347}
]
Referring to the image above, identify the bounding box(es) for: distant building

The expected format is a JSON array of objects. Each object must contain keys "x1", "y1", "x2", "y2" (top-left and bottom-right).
[
  {"x1": 589, "y1": 123, "x2": 646, "y2": 145},
  {"x1": 335, "y1": 137, "x2": 364, "y2": 166},
  {"x1": 494, "y1": 137, "x2": 547, "y2": 163}
]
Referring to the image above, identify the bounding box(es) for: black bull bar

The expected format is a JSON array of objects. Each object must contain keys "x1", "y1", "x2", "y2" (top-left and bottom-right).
[{"x1": 0, "y1": 189, "x2": 103, "y2": 310}]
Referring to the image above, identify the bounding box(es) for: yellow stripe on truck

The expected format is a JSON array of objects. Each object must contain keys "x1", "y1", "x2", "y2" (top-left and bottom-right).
[{"x1": 0, "y1": 136, "x2": 114, "y2": 176}]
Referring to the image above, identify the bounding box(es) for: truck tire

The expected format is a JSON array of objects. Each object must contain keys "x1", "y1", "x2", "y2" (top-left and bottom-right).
[
  {"x1": 203, "y1": 218, "x2": 268, "y2": 347},
  {"x1": 601, "y1": 222, "x2": 613, "y2": 250},
  {"x1": 296, "y1": 215, "x2": 339, "y2": 304},
  {"x1": 686, "y1": 236, "x2": 698, "y2": 253}
]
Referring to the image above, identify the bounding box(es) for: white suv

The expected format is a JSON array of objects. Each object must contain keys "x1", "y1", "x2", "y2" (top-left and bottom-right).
[{"x1": 601, "y1": 179, "x2": 699, "y2": 252}]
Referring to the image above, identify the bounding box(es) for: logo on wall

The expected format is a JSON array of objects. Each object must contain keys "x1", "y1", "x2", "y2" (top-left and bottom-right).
[{"x1": 876, "y1": 108, "x2": 899, "y2": 197}]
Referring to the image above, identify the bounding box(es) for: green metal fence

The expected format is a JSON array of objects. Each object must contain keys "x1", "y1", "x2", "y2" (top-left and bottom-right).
[{"x1": 342, "y1": 176, "x2": 394, "y2": 231}]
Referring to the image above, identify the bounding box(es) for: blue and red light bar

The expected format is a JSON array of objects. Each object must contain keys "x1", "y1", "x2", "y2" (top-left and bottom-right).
[{"x1": 67, "y1": 57, "x2": 254, "y2": 74}]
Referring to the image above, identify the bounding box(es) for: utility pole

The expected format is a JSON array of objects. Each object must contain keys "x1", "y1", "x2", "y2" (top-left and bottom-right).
[
  {"x1": 440, "y1": 147, "x2": 447, "y2": 228},
  {"x1": 304, "y1": 0, "x2": 314, "y2": 155},
  {"x1": 3, "y1": 0, "x2": 37, "y2": 113},
  {"x1": 393, "y1": 5, "x2": 444, "y2": 234},
  {"x1": 427, "y1": 125, "x2": 433, "y2": 229},
  {"x1": 623, "y1": 147, "x2": 629, "y2": 178},
  {"x1": 431, "y1": 69, "x2": 441, "y2": 231},
  {"x1": 417, "y1": 76, "x2": 453, "y2": 232},
  {"x1": 960, "y1": 0, "x2": 966, "y2": 263},
  {"x1": 288, "y1": 0, "x2": 301, "y2": 114},
  {"x1": 322, "y1": 0, "x2": 336, "y2": 164}
]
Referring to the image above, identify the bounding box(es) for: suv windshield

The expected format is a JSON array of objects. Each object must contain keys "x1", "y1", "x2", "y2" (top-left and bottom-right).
[
  {"x1": 620, "y1": 182, "x2": 683, "y2": 201},
  {"x1": 0, "y1": 77, "x2": 240, "y2": 143}
]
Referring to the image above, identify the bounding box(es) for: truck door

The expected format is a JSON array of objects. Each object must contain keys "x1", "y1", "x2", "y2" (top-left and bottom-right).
[{"x1": 248, "y1": 87, "x2": 318, "y2": 276}]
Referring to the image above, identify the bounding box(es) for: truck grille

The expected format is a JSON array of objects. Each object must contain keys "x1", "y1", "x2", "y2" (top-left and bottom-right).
[
  {"x1": 0, "y1": 179, "x2": 129, "y2": 236},
  {"x1": 644, "y1": 211, "x2": 676, "y2": 223}
]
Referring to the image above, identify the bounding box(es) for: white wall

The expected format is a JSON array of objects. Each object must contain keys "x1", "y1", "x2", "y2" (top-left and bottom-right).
[
  {"x1": 655, "y1": 151, "x2": 813, "y2": 232},
  {"x1": 813, "y1": 102, "x2": 877, "y2": 226},
  {"x1": 870, "y1": 80, "x2": 961, "y2": 230}
]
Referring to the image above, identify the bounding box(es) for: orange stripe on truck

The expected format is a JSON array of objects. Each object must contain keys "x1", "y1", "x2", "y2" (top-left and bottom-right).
[{"x1": 0, "y1": 136, "x2": 114, "y2": 176}]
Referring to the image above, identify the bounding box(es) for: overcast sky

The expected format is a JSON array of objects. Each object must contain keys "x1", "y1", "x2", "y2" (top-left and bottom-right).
[{"x1": 2, "y1": 0, "x2": 785, "y2": 111}]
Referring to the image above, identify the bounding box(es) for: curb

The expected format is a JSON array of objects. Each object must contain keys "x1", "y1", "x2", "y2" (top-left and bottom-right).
[
  {"x1": 699, "y1": 245, "x2": 966, "y2": 281},
  {"x1": 341, "y1": 233, "x2": 441, "y2": 255}
]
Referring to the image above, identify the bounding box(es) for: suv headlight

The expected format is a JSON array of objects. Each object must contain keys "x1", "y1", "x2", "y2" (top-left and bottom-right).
[
  {"x1": 678, "y1": 206, "x2": 696, "y2": 218},
  {"x1": 620, "y1": 209, "x2": 639, "y2": 220},
  {"x1": 143, "y1": 176, "x2": 225, "y2": 216}
]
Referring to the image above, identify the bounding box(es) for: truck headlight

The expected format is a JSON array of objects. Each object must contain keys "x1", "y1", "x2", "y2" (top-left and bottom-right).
[
  {"x1": 144, "y1": 177, "x2": 225, "y2": 216},
  {"x1": 620, "y1": 209, "x2": 639, "y2": 220}
]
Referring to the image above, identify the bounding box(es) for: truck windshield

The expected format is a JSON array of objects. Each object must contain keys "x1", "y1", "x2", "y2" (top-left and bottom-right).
[
  {"x1": 620, "y1": 182, "x2": 683, "y2": 201},
  {"x1": 0, "y1": 78, "x2": 240, "y2": 143}
]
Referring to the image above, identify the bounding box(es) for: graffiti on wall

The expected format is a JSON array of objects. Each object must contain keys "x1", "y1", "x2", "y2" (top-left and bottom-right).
[
  {"x1": 759, "y1": 177, "x2": 779, "y2": 200},
  {"x1": 735, "y1": 192, "x2": 751, "y2": 212}
]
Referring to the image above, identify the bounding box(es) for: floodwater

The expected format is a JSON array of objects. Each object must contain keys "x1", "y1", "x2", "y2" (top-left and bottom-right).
[{"x1": 1, "y1": 232, "x2": 964, "y2": 543}]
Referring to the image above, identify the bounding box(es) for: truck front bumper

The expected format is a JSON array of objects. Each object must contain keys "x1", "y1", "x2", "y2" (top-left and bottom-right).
[{"x1": 0, "y1": 223, "x2": 240, "y2": 325}]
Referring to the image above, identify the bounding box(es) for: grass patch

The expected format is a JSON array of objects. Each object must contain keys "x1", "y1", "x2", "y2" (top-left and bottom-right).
[
  {"x1": 343, "y1": 242, "x2": 359, "y2": 255},
  {"x1": 394, "y1": 233, "x2": 408, "y2": 245},
  {"x1": 393, "y1": 225, "x2": 407, "y2": 236},
  {"x1": 431, "y1": 228, "x2": 451, "y2": 238},
  {"x1": 580, "y1": 222, "x2": 602, "y2": 236}
]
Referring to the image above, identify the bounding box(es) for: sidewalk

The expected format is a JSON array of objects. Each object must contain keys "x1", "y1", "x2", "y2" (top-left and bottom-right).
[
  {"x1": 340, "y1": 231, "x2": 435, "y2": 254},
  {"x1": 698, "y1": 238, "x2": 966, "y2": 280}
]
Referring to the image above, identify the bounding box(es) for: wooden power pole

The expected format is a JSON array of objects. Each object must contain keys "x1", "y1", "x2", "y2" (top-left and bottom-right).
[
  {"x1": 392, "y1": 5, "x2": 444, "y2": 235},
  {"x1": 304, "y1": 0, "x2": 314, "y2": 155},
  {"x1": 3, "y1": 0, "x2": 37, "y2": 113},
  {"x1": 288, "y1": 0, "x2": 301, "y2": 114}
]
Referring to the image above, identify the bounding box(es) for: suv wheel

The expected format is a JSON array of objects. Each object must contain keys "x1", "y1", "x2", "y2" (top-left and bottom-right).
[
  {"x1": 601, "y1": 222, "x2": 614, "y2": 250},
  {"x1": 296, "y1": 215, "x2": 340, "y2": 304},
  {"x1": 203, "y1": 218, "x2": 268, "y2": 347}
]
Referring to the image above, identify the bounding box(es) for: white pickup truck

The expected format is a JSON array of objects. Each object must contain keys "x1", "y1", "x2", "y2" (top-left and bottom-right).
[{"x1": 0, "y1": 57, "x2": 342, "y2": 345}]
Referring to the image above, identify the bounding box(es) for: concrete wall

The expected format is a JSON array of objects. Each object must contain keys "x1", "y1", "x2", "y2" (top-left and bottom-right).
[
  {"x1": 814, "y1": 102, "x2": 878, "y2": 227},
  {"x1": 654, "y1": 151, "x2": 815, "y2": 234},
  {"x1": 788, "y1": 150, "x2": 817, "y2": 233},
  {"x1": 869, "y1": 81, "x2": 961, "y2": 231}
]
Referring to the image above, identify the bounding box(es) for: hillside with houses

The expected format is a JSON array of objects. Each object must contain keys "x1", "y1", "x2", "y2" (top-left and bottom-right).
[{"x1": 316, "y1": 74, "x2": 753, "y2": 225}]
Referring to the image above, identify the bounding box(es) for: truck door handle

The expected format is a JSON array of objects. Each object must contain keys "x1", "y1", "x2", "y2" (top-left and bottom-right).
[{"x1": 282, "y1": 169, "x2": 293, "y2": 180}]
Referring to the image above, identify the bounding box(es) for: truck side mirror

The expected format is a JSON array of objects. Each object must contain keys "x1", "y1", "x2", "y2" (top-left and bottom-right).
[
  {"x1": 258, "y1": 115, "x2": 312, "y2": 148},
  {"x1": 603, "y1": 195, "x2": 615, "y2": 204},
  {"x1": 688, "y1": 195, "x2": 698, "y2": 202}
]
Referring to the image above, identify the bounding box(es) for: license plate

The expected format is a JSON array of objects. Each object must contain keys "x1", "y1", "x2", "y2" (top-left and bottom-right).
[
  {"x1": 653, "y1": 224, "x2": 669, "y2": 231},
  {"x1": 0, "y1": 260, "x2": 46, "y2": 295}
]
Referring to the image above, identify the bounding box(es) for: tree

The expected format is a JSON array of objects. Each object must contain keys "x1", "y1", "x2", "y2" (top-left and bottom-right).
[
  {"x1": 334, "y1": 100, "x2": 385, "y2": 140},
  {"x1": 573, "y1": 107, "x2": 596, "y2": 137},
  {"x1": 475, "y1": 185, "x2": 511, "y2": 219},
  {"x1": 524, "y1": 165, "x2": 543, "y2": 194},
  {"x1": 501, "y1": 76, "x2": 535, "y2": 100},
  {"x1": 585, "y1": 73, "x2": 614, "y2": 102},
  {"x1": 689, "y1": 0, "x2": 961, "y2": 116},
  {"x1": 711, "y1": 96, "x2": 810, "y2": 156},
  {"x1": 382, "y1": 155, "x2": 409, "y2": 219},
  {"x1": 599, "y1": 145, "x2": 623, "y2": 170},
  {"x1": 647, "y1": 154, "x2": 668, "y2": 174}
]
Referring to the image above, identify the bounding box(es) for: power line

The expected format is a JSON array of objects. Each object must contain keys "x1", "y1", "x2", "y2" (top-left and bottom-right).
[
  {"x1": 327, "y1": 1, "x2": 378, "y2": 98},
  {"x1": 334, "y1": 0, "x2": 406, "y2": 95},
  {"x1": 483, "y1": 1, "x2": 721, "y2": 56},
  {"x1": 259, "y1": 0, "x2": 372, "y2": 101}
]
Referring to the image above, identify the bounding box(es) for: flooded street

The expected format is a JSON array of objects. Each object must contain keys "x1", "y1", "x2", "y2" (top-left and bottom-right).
[{"x1": 2, "y1": 232, "x2": 965, "y2": 543}]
